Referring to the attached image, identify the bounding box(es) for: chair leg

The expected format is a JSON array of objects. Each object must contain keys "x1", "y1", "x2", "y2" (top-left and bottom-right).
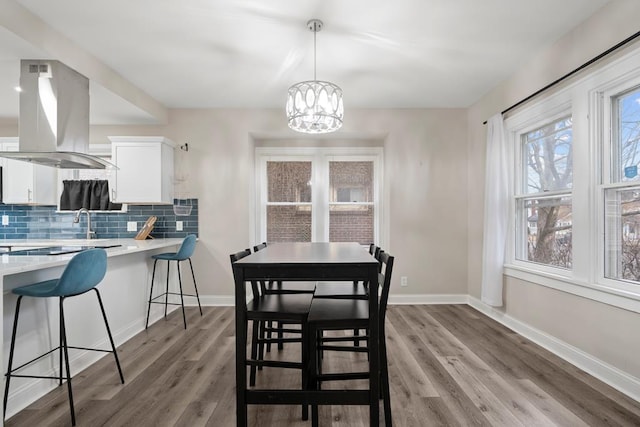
[
  {"x1": 177, "y1": 261, "x2": 187, "y2": 329},
  {"x1": 277, "y1": 321, "x2": 284, "y2": 350},
  {"x1": 381, "y1": 331, "x2": 392, "y2": 426},
  {"x1": 59, "y1": 304, "x2": 63, "y2": 386},
  {"x1": 257, "y1": 320, "x2": 265, "y2": 371},
  {"x1": 94, "y1": 289, "x2": 125, "y2": 384},
  {"x1": 266, "y1": 321, "x2": 273, "y2": 352},
  {"x1": 301, "y1": 320, "x2": 309, "y2": 421},
  {"x1": 249, "y1": 320, "x2": 259, "y2": 386},
  {"x1": 4, "y1": 296, "x2": 23, "y2": 418},
  {"x1": 188, "y1": 258, "x2": 203, "y2": 316},
  {"x1": 145, "y1": 259, "x2": 159, "y2": 329},
  {"x1": 309, "y1": 324, "x2": 319, "y2": 427},
  {"x1": 164, "y1": 260, "x2": 170, "y2": 319},
  {"x1": 59, "y1": 297, "x2": 76, "y2": 426}
]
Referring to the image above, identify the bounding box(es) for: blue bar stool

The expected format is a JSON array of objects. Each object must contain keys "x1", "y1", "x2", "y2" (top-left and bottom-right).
[
  {"x1": 3, "y1": 248, "x2": 124, "y2": 426},
  {"x1": 145, "y1": 234, "x2": 202, "y2": 329}
]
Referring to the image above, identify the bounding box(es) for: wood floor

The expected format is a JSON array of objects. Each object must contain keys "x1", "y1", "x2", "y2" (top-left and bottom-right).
[{"x1": 5, "y1": 304, "x2": 640, "y2": 426}]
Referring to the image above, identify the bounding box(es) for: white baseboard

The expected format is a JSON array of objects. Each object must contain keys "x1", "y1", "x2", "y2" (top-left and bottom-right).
[
  {"x1": 468, "y1": 296, "x2": 640, "y2": 403},
  {"x1": 388, "y1": 294, "x2": 468, "y2": 305}
]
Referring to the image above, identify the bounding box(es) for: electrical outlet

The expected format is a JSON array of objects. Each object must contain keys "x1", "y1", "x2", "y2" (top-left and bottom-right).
[
  {"x1": 176, "y1": 221, "x2": 183, "y2": 231},
  {"x1": 1, "y1": 215, "x2": 8, "y2": 226},
  {"x1": 127, "y1": 221, "x2": 137, "y2": 232},
  {"x1": 400, "y1": 276, "x2": 408, "y2": 287}
]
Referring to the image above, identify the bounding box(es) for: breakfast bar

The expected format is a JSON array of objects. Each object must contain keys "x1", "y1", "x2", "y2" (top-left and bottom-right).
[{"x1": 0, "y1": 238, "x2": 185, "y2": 418}]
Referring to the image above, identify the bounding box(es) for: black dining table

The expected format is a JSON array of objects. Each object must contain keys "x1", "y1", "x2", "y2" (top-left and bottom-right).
[{"x1": 232, "y1": 242, "x2": 381, "y2": 426}]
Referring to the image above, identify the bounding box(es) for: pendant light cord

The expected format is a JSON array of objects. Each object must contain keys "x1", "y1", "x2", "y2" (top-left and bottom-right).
[{"x1": 313, "y1": 27, "x2": 317, "y2": 81}]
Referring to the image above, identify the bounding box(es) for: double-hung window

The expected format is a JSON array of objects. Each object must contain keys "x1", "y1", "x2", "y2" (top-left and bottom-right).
[
  {"x1": 256, "y1": 147, "x2": 382, "y2": 244},
  {"x1": 603, "y1": 85, "x2": 640, "y2": 284},
  {"x1": 514, "y1": 115, "x2": 573, "y2": 270},
  {"x1": 505, "y1": 45, "x2": 640, "y2": 310}
]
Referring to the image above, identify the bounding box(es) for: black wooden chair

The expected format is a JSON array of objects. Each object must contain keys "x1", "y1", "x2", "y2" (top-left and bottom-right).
[
  {"x1": 253, "y1": 242, "x2": 316, "y2": 355},
  {"x1": 306, "y1": 250, "x2": 394, "y2": 426},
  {"x1": 230, "y1": 248, "x2": 311, "y2": 419}
]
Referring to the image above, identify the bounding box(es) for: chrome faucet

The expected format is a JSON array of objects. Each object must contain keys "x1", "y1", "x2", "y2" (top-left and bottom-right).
[{"x1": 73, "y1": 208, "x2": 96, "y2": 239}]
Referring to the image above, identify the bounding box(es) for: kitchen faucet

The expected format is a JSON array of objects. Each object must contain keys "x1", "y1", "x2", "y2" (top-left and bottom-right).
[{"x1": 73, "y1": 208, "x2": 96, "y2": 240}]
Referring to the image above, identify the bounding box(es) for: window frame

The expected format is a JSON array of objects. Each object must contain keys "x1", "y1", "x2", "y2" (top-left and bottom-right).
[
  {"x1": 255, "y1": 146, "x2": 383, "y2": 245},
  {"x1": 502, "y1": 46, "x2": 640, "y2": 314}
]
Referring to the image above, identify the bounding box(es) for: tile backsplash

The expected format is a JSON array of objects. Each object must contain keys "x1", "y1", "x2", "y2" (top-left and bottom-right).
[{"x1": 0, "y1": 199, "x2": 198, "y2": 239}]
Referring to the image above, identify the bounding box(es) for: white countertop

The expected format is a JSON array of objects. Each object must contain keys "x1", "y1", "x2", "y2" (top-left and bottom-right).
[{"x1": 0, "y1": 238, "x2": 184, "y2": 276}]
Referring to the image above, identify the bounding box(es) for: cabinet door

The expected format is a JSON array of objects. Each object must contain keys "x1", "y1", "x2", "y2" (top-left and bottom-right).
[
  {"x1": 2, "y1": 142, "x2": 34, "y2": 203},
  {"x1": 112, "y1": 144, "x2": 163, "y2": 203}
]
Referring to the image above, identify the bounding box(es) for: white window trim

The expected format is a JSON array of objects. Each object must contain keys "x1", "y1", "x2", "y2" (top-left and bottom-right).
[
  {"x1": 255, "y1": 146, "x2": 383, "y2": 245},
  {"x1": 503, "y1": 45, "x2": 640, "y2": 314}
]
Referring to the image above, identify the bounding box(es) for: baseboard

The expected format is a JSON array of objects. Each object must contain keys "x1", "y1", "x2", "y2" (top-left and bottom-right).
[
  {"x1": 468, "y1": 296, "x2": 640, "y2": 403},
  {"x1": 388, "y1": 294, "x2": 468, "y2": 305}
]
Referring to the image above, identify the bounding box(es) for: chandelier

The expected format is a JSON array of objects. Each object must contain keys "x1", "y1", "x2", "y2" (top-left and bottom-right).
[{"x1": 286, "y1": 19, "x2": 343, "y2": 134}]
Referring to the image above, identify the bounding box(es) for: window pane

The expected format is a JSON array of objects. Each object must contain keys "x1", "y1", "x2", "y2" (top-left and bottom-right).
[
  {"x1": 518, "y1": 196, "x2": 572, "y2": 268},
  {"x1": 267, "y1": 205, "x2": 311, "y2": 242},
  {"x1": 613, "y1": 87, "x2": 640, "y2": 183},
  {"x1": 267, "y1": 161, "x2": 311, "y2": 202},
  {"x1": 523, "y1": 117, "x2": 573, "y2": 193},
  {"x1": 604, "y1": 186, "x2": 640, "y2": 283},
  {"x1": 329, "y1": 161, "x2": 373, "y2": 203},
  {"x1": 329, "y1": 205, "x2": 374, "y2": 244}
]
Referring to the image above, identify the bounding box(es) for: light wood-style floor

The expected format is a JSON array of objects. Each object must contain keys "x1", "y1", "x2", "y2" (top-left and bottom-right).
[{"x1": 5, "y1": 304, "x2": 640, "y2": 426}]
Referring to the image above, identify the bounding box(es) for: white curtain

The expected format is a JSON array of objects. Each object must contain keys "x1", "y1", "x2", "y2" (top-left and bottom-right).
[{"x1": 481, "y1": 113, "x2": 510, "y2": 307}]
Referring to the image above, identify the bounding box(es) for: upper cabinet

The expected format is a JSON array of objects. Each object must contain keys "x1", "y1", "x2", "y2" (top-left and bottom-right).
[
  {"x1": 109, "y1": 136, "x2": 175, "y2": 204},
  {"x1": 0, "y1": 138, "x2": 57, "y2": 205}
]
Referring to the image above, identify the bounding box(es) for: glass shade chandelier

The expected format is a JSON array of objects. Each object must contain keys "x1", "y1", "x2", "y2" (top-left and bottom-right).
[{"x1": 286, "y1": 19, "x2": 343, "y2": 134}]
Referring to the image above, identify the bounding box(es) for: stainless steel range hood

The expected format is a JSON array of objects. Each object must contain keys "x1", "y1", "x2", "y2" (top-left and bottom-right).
[{"x1": 0, "y1": 60, "x2": 115, "y2": 169}]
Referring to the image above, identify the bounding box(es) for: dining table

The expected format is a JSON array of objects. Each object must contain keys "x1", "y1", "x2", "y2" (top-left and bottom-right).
[{"x1": 232, "y1": 242, "x2": 381, "y2": 426}]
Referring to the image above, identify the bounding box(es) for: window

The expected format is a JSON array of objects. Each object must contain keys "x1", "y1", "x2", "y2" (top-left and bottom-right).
[
  {"x1": 515, "y1": 116, "x2": 573, "y2": 269},
  {"x1": 504, "y1": 46, "x2": 640, "y2": 311},
  {"x1": 604, "y1": 86, "x2": 640, "y2": 282},
  {"x1": 256, "y1": 148, "x2": 382, "y2": 244}
]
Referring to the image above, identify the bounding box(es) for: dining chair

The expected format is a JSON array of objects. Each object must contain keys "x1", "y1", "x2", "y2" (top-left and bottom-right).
[
  {"x1": 312, "y1": 244, "x2": 382, "y2": 349},
  {"x1": 306, "y1": 250, "x2": 395, "y2": 427},
  {"x1": 253, "y1": 242, "x2": 316, "y2": 352},
  {"x1": 230, "y1": 248, "x2": 311, "y2": 419},
  {"x1": 3, "y1": 249, "x2": 124, "y2": 426}
]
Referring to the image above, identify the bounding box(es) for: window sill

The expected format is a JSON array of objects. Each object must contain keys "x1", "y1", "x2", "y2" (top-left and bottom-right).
[{"x1": 504, "y1": 264, "x2": 640, "y2": 314}]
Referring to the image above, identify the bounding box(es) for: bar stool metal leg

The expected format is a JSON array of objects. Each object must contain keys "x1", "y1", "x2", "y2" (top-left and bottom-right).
[
  {"x1": 188, "y1": 258, "x2": 203, "y2": 315},
  {"x1": 164, "y1": 261, "x2": 170, "y2": 319},
  {"x1": 145, "y1": 259, "x2": 159, "y2": 329},
  {"x1": 3, "y1": 296, "x2": 23, "y2": 418},
  {"x1": 59, "y1": 297, "x2": 76, "y2": 426},
  {"x1": 177, "y1": 261, "x2": 187, "y2": 329},
  {"x1": 94, "y1": 289, "x2": 125, "y2": 383}
]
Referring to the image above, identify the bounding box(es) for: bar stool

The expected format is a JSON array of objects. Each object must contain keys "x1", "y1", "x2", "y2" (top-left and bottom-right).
[
  {"x1": 3, "y1": 249, "x2": 125, "y2": 426},
  {"x1": 145, "y1": 234, "x2": 202, "y2": 329}
]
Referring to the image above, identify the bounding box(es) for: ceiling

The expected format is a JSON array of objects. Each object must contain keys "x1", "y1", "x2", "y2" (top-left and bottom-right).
[{"x1": 0, "y1": 0, "x2": 612, "y2": 125}]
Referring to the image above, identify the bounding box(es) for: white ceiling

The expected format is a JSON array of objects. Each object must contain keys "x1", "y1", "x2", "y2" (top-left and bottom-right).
[{"x1": 0, "y1": 0, "x2": 612, "y2": 125}]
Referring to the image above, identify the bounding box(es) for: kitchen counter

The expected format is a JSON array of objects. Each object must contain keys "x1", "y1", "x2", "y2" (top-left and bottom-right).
[
  {"x1": 0, "y1": 238, "x2": 184, "y2": 276},
  {"x1": 0, "y1": 237, "x2": 189, "y2": 417}
]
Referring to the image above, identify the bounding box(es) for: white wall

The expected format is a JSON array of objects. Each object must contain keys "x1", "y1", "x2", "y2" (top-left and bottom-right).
[
  {"x1": 467, "y1": 0, "x2": 640, "y2": 385},
  {"x1": 90, "y1": 107, "x2": 469, "y2": 301}
]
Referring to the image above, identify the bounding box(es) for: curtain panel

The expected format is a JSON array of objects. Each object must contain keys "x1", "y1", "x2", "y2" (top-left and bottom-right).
[{"x1": 481, "y1": 114, "x2": 511, "y2": 307}]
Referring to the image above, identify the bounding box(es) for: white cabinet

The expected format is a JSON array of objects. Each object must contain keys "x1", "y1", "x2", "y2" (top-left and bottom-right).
[
  {"x1": 109, "y1": 136, "x2": 175, "y2": 204},
  {"x1": 0, "y1": 138, "x2": 57, "y2": 205}
]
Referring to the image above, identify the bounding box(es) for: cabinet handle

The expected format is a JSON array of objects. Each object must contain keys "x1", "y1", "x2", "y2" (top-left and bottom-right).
[
  {"x1": 112, "y1": 188, "x2": 116, "y2": 201},
  {"x1": 27, "y1": 188, "x2": 32, "y2": 202}
]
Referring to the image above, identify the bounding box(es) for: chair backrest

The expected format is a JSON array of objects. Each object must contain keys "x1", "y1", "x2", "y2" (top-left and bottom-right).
[
  {"x1": 230, "y1": 248, "x2": 259, "y2": 299},
  {"x1": 253, "y1": 242, "x2": 267, "y2": 253},
  {"x1": 175, "y1": 234, "x2": 197, "y2": 260},
  {"x1": 57, "y1": 248, "x2": 108, "y2": 296},
  {"x1": 377, "y1": 251, "x2": 395, "y2": 325}
]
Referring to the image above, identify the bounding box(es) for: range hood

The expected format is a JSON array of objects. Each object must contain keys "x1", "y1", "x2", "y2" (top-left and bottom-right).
[{"x1": 0, "y1": 60, "x2": 115, "y2": 169}]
